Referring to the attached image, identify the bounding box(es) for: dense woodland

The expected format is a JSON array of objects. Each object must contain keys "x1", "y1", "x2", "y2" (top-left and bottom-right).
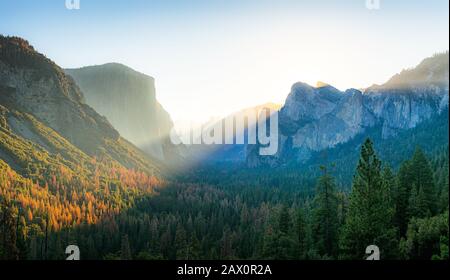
[{"x1": 1, "y1": 136, "x2": 448, "y2": 260}]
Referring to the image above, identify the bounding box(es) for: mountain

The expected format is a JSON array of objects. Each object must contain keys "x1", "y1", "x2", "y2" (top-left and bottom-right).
[
  {"x1": 0, "y1": 35, "x2": 164, "y2": 233},
  {"x1": 0, "y1": 35, "x2": 162, "y2": 178},
  {"x1": 184, "y1": 103, "x2": 281, "y2": 163},
  {"x1": 247, "y1": 52, "x2": 449, "y2": 167},
  {"x1": 0, "y1": 37, "x2": 121, "y2": 155},
  {"x1": 65, "y1": 64, "x2": 178, "y2": 161}
]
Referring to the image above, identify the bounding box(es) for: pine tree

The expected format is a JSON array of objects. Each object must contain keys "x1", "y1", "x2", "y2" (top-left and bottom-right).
[
  {"x1": 396, "y1": 161, "x2": 413, "y2": 236},
  {"x1": 262, "y1": 226, "x2": 278, "y2": 260},
  {"x1": 16, "y1": 210, "x2": 29, "y2": 260},
  {"x1": 340, "y1": 139, "x2": 396, "y2": 259},
  {"x1": 120, "y1": 235, "x2": 132, "y2": 260},
  {"x1": 188, "y1": 234, "x2": 201, "y2": 260},
  {"x1": 408, "y1": 184, "x2": 429, "y2": 218},
  {"x1": 381, "y1": 165, "x2": 396, "y2": 208},
  {"x1": 0, "y1": 198, "x2": 19, "y2": 260},
  {"x1": 312, "y1": 167, "x2": 339, "y2": 258},
  {"x1": 174, "y1": 224, "x2": 188, "y2": 260},
  {"x1": 438, "y1": 170, "x2": 449, "y2": 213},
  {"x1": 296, "y1": 208, "x2": 307, "y2": 259},
  {"x1": 220, "y1": 228, "x2": 234, "y2": 259},
  {"x1": 86, "y1": 236, "x2": 97, "y2": 260},
  {"x1": 278, "y1": 206, "x2": 291, "y2": 235},
  {"x1": 409, "y1": 148, "x2": 437, "y2": 216},
  {"x1": 28, "y1": 236, "x2": 37, "y2": 260}
]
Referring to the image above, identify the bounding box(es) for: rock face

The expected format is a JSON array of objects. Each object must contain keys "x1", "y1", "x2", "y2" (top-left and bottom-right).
[
  {"x1": 248, "y1": 52, "x2": 449, "y2": 167},
  {"x1": 65, "y1": 64, "x2": 175, "y2": 161},
  {"x1": 0, "y1": 36, "x2": 119, "y2": 154},
  {"x1": 0, "y1": 35, "x2": 161, "y2": 175}
]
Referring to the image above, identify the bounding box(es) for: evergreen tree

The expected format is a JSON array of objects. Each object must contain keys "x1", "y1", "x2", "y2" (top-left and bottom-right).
[
  {"x1": 340, "y1": 139, "x2": 396, "y2": 259},
  {"x1": 174, "y1": 224, "x2": 188, "y2": 260},
  {"x1": 296, "y1": 208, "x2": 307, "y2": 259},
  {"x1": 188, "y1": 235, "x2": 202, "y2": 260},
  {"x1": 120, "y1": 235, "x2": 132, "y2": 260},
  {"x1": 399, "y1": 211, "x2": 449, "y2": 260},
  {"x1": 381, "y1": 165, "x2": 396, "y2": 208},
  {"x1": 408, "y1": 184, "x2": 429, "y2": 218},
  {"x1": 28, "y1": 236, "x2": 37, "y2": 260},
  {"x1": 409, "y1": 148, "x2": 437, "y2": 216},
  {"x1": 0, "y1": 198, "x2": 19, "y2": 260},
  {"x1": 262, "y1": 226, "x2": 278, "y2": 260},
  {"x1": 278, "y1": 206, "x2": 291, "y2": 235},
  {"x1": 438, "y1": 171, "x2": 449, "y2": 213},
  {"x1": 312, "y1": 167, "x2": 339, "y2": 258},
  {"x1": 395, "y1": 161, "x2": 413, "y2": 236}
]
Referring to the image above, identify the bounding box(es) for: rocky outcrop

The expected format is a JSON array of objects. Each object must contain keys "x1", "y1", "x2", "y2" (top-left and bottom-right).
[
  {"x1": 248, "y1": 52, "x2": 449, "y2": 167},
  {"x1": 0, "y1": 35, "x2": 161, "y2": 175},
  {"x1": 0, "y1": 36, "x2": 120, "y2": 154},
  {"x1": 65, "y1": 64, "x2": 176, "y2": 161}
]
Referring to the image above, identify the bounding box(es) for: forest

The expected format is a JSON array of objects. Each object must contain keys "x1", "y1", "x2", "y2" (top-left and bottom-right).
[{"x1": 1, "y1": 137, "x2": 448, "y2": 260}]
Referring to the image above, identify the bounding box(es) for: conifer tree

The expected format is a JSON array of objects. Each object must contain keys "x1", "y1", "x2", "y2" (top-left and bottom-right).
[
  {"x1": 409, "y1": 148, "x2": 437, "y2": 216},
  {"x1": 296, "y1": 208, "x2": 308, "y2": 259},
  {"x1": 396, "y1": 161, "x2": 413, "y2": 235},
  {"x1": 312, "y1": 167, "x2": 339, "y2": 258},
  {"x1": 340, "y1": 139, "x2": 396, "y2": 259},
  {"x1": 175, "y1": 224, "x2": 188, "y2": 260},
  {"x1": 121, "y1": 234, "x2": 132, "y2": 260},
  {"x1": 278, "y1": 206, "x2": 291, "y2": 235},
  {"x1": 0, "y1": 198, "x2": 19, "y2": 260}
]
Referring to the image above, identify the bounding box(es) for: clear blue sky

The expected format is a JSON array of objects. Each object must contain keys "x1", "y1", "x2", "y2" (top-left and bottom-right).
[{"x1": 1, "y1": 0, "x2": 449, "y2": 124}]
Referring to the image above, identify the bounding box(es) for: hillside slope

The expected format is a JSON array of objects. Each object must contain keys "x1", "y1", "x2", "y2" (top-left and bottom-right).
[
  {"x1": 0, "y1": 35, "x2": 161, "y2": 174},
  {"x1": 0, "y1": 35, "x2": 164, "y2": 234}
]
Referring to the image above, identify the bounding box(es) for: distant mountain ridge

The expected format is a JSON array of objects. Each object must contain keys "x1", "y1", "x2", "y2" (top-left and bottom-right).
[
  {"x1": 65, "y1": 64, "x2": 178, "y2": 161},
  {"x1": 247, "y1": 52, "x2": 449, "y2": 167},
  {"x1": 183, "y1": 103, "x2": 281, "y2": 163}
]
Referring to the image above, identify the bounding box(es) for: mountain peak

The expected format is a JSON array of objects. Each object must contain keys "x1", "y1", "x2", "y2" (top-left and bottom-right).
[
  {"x1": 316, "y1": 81, "x2": 330, "y2": 88},
  {"x1": 374, "y1": 51, "x2": 449, "y2": 90},
  {"x1": 1, "y1": 35, "x2": 121, "y2": 154},
  {"x1": 0, "y1": 35, "x2": 62, "y2": 78},
  {"x1": 0, "y1": 35, "x2": 34, "y2": 51}
]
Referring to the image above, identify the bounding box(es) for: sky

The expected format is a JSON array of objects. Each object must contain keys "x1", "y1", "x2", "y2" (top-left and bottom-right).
[{"x1": 0, "y1": 0, "x2": 449, "y2": 126}]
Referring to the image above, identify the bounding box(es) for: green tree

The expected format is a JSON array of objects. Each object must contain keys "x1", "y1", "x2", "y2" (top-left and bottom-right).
[
  {"x1": 312, "y1": 167, "x2": 339, "y2": 258},
  {"x1": 120, "y1": 235, "x2": 132, "y2": 260},
  {"x1": 174, "y1": 224, "x2": 188, "y2": 260},
  {"x1": 296, "y1": 208, "x2": 308, "y2": 259},
  {"x1": 399, "y1": 212, "x2": 448, "y2": 260},
  {"x1": 0, "y1": 198, "x2": 19, "y2": 260},
  {"x1": 395, "y1": 161, "x2": 413, "y2": 235},
  {"x1": 278, "y1": 206, "x2": 291, "y2": 235},
  {"x1": 409, "y1": 148, "x2": 437, "y2": 216},
  {"x1": 408, "y1": 184, "x2": 429, "y2": 218},
  {"x1": 340, "y1": 139, "x2": 396, "y2": 259}
]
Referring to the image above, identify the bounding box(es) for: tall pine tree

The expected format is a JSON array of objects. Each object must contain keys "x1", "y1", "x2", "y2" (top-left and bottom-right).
[
  {"x1": 409, "y1": 148, "x2": 437, "y2": 217},
  {"x1": 340, "y1": 139, "x2": 396, "y2": 259},
  {"x1": 312, "y1": 166, "x2": 339, "y2": 258},
  {"x1": 0, "y1": 198, "x2": 19, "y2": 260}
]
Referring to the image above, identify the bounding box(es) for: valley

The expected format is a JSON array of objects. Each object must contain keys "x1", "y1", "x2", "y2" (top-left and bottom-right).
[{"x1": 0, "y1": 35, "x2": 448, "y2": 260}]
